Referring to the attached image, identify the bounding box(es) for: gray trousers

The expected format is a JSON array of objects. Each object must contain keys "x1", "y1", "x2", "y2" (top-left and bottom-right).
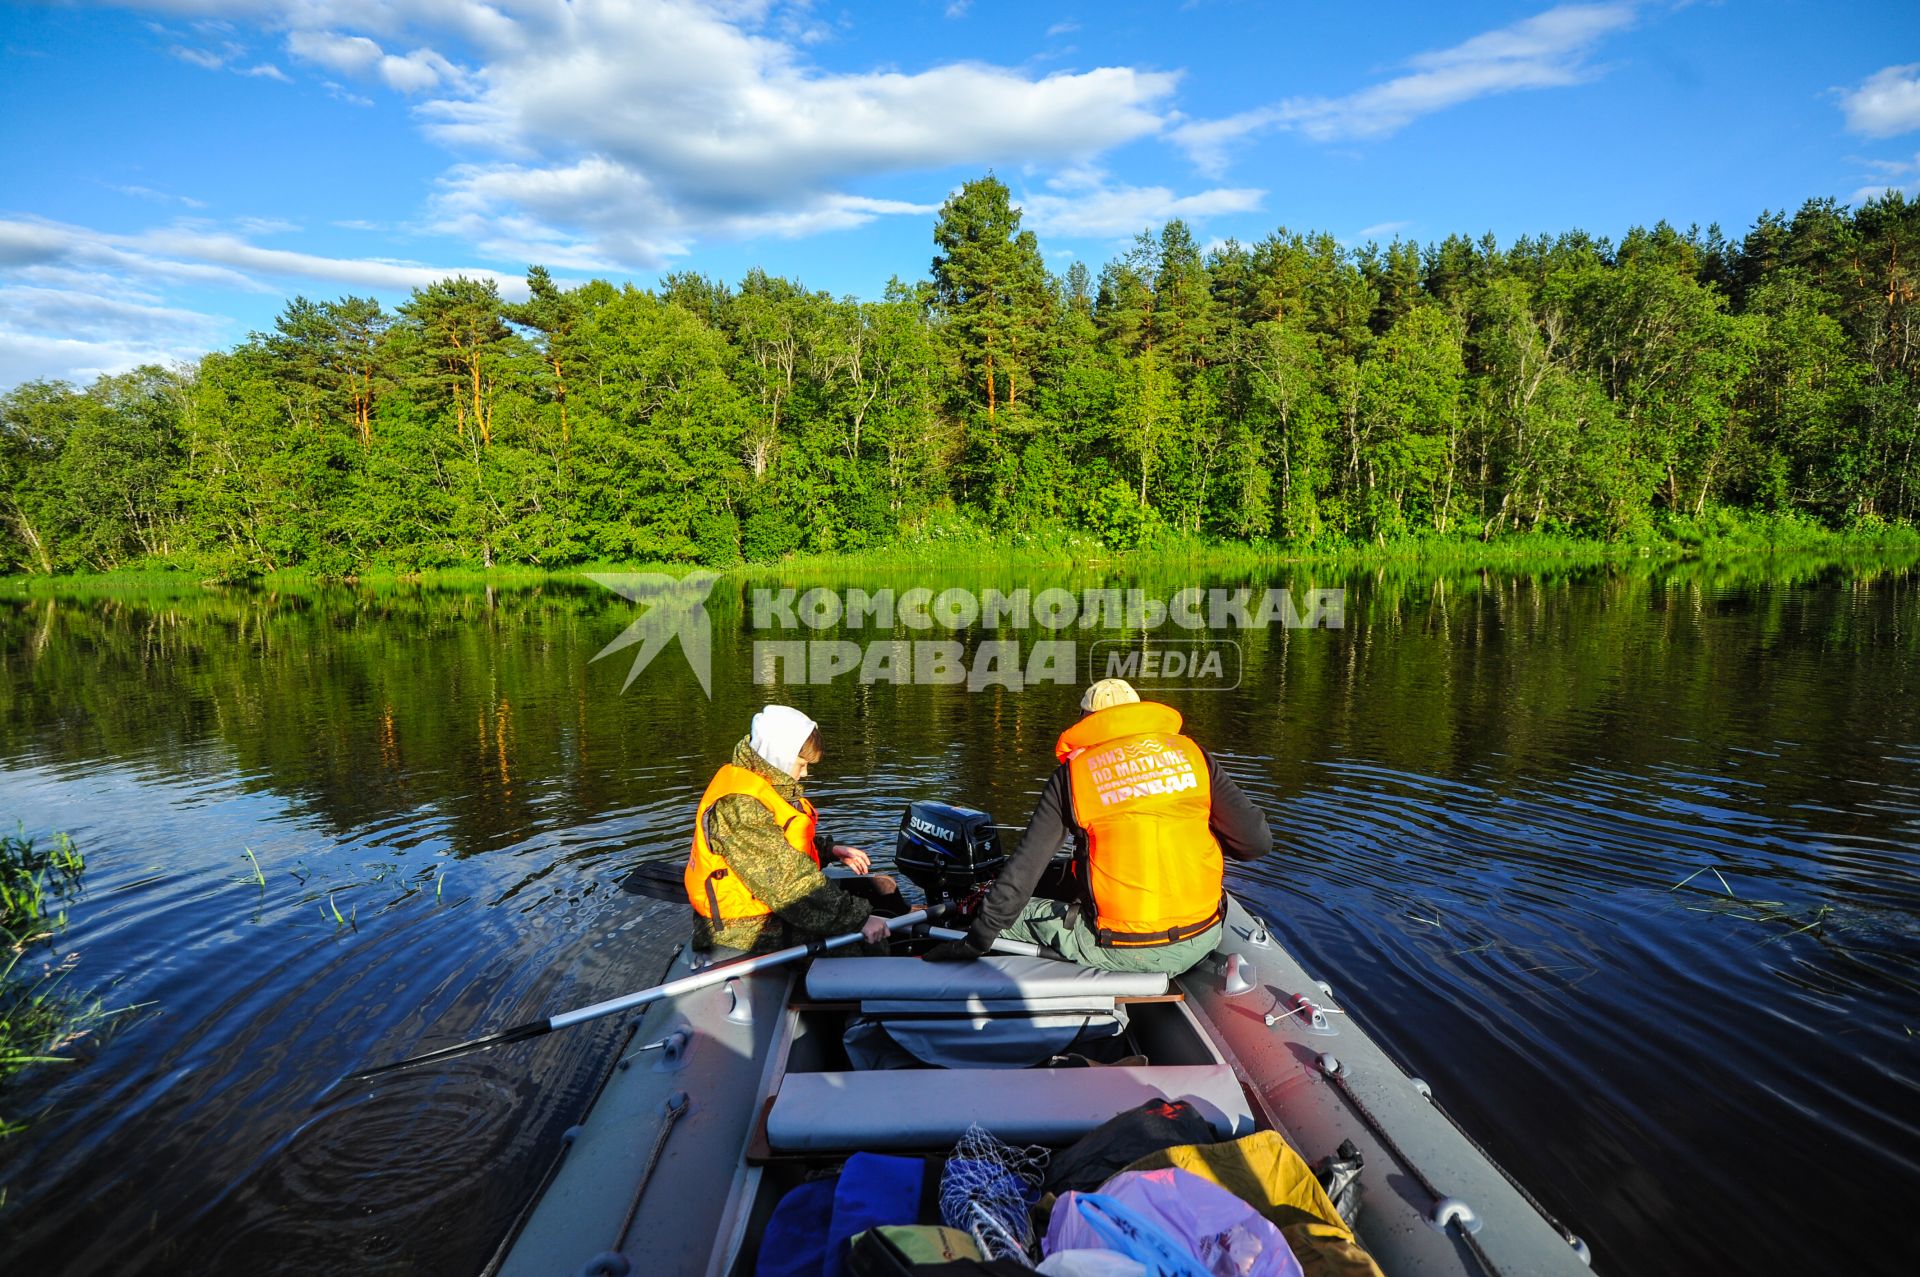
[{"x1": 1002, "y1": 898, "x2": 1222, "y2": 975}]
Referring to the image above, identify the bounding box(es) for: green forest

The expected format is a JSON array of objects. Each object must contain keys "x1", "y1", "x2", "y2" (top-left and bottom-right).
[{"x1": 3, "y1": 177, "x2": 1918, "y2": 578}]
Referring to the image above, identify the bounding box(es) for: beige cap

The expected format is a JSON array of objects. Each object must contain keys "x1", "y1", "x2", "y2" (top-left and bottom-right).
[{"x1": 1080, "y1": 678, "x2": 1141, "y2": 713}]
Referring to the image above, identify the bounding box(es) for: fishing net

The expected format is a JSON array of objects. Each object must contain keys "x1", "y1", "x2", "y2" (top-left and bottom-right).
[{"x1": 939, "y1": 1123, "x2": 1049, "y2": 1264}]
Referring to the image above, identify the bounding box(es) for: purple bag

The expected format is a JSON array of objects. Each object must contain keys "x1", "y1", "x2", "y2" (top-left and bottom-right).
[{"x1": 1045, "y1": 1167, "x2": 1304, "y2": 1277}]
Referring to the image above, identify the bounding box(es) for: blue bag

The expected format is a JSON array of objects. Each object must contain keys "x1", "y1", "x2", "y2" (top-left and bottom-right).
[
  {"x1": 825, "y1": 1153, "x2": 927, "y2": 1277},
  {"x1": 758, "y1": 1176, "x2": 839, "y2": 1277}
]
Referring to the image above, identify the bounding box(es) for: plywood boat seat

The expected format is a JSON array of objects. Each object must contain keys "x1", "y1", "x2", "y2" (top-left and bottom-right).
[{"x1": 764, "y1": 1064, "x2": 1254, "y2": 1151}]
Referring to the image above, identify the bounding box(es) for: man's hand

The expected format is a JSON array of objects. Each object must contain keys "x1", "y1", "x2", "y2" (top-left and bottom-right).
[
  {"x1": 860, "y1": 914, "x2": 891, "y2": 945},
  {"x1": 831, "y1": 844, "x2": 872, "y2": 874},
  {"x1": 922, "y1": 936, "x2": 989, "y2": 962}
]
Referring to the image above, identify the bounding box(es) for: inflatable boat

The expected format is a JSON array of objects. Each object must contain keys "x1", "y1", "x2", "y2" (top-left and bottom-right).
[{"x1": 480, "y1": 803, "x2": 1596, "y2": 1276}]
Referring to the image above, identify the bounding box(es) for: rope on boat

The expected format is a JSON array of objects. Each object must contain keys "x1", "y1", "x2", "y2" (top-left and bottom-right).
[
  {"x1": 479, "y1": 1011, "x2": 646, "y2": 1277},
  {"x1": 1286, "y1": 976, "x2": 1584, "y2": 1267},
  {"x1": 1317, "y1": 1057, "x2": 1505, "y2": 1277},
  {"x1": 1419, "y1": 1082, "x2": 1590, "y2": 1261},
  {"x1": 612, "y1": 1089, "x2": 691, "y2": 1255}
]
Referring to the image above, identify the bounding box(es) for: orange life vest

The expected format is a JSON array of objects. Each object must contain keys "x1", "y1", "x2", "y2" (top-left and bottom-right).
[
  {"x1": 1056, "y1": 701, "x2": 1225, "y2": 947},
  {"x1": 685, "y1": 763, "x2": 820, "y2": 924}
]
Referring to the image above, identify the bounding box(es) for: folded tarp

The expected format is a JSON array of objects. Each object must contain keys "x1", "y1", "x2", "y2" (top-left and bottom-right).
[
  {"x1": 845, "y1": 1010, "x2": 1125, "y2": 1070},
  {"x1": 1121, "y1": 1132, "x2": 1386, "y2": 1277}
]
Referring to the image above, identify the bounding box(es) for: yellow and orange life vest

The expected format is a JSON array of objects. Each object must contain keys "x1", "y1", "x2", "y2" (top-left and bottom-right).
[
  {"x1": 1056, "y1": 701, "x2": 1225, "y2": 947},
  {"x1": 685, "y1": 763, "x2": 821, "y2": 924}
]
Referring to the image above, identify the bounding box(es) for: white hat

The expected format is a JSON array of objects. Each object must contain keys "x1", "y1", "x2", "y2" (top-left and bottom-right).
[
  {"x1": 1081, "y1": 678, "x2": 1141, "y2": 712},
  {"x1": 750, "y1": 704, "x2": 818, "y2": 778}
]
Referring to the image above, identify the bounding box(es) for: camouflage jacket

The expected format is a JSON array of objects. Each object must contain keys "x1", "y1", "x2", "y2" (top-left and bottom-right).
[{"x1": 692, "y1": 738, "x2": 872, "y2": 952}]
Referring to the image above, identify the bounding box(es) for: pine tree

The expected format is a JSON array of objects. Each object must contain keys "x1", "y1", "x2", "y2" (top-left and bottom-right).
[{"x1": 930, "y1": 174, "x2": 1049, "y2": 419}]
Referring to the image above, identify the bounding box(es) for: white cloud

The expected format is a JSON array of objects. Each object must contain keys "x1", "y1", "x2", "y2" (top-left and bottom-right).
[
  {"x1": 109, "y1": 183, "x2": 210, "y2": 208},
  {"x1": 389, "y1": 1, "x2": 1178, "y2": 267},
  {"x1": 0, "y1": 285, "x2": 233, "y2": 385},
  {"x1": 0, "y1": 213, "x2": 534, "y2": 386},
  {"x1": 0, "y1": 285, "x2": 228, "y2": 349},
  {"x1": 0, "y1": 329, "x2": 205, "y2": 388},
  {"x1": 169, "y1": 44, "x2": 227, "y2": 69},
  {"x1": 1356, "y1": 220, "x2": 1413, "y2": 241},
  {"x1": 1170, "y1": 110, "x2": 1283, "y2": 178},
  {"x1": 320, "y1": 80, "x2": 375, "y2": 107},
  {"x1": 1019, "y1": 177, "x2": 1264, "y2": 238},
  {"x1": 140, "y1": 227, "x2": 523, "y2": 292},
  {"x1": 96, "y1": 2, "x2": 1199, "y2": 271},
  {"x1": 233, "y1": 216, "x2": 302, "y2": 235},
  {"x1": 286, "y1": 28, "x2": 459, "y2": 91},
  {"x1": 1047, "y1": 21, "x2": 1080, "y2": 37},
  {"x1": 1173, "y1": 2, "x2": 1638, "y2": 174},
  {"x1": 287, "y1": 29, "x2": 382, "y2": 75},
  {"x1": 0, "y1": 216, "x2": 522, "y2": 295},
  {"x1": 946, "y1": 2, "x2": 971, "y2": 17},
  {"x1": 1841, "y1": 64, "x2": 1920, "y2": 139},
  {"x1": 1849, "y1": 152, "x2": 1920, "y2": 205},
  {"x1": 161, "y1": 26, "x2": 294, "y2": 84},
  {"x1": 7, "y1": 0, "x2": 1264, "y2": 385}
]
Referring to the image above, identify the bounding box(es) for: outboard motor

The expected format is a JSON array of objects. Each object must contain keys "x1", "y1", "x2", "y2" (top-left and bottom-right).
[{"x1": 894, "y1": 802, "x2": 1003, "y2": 902}]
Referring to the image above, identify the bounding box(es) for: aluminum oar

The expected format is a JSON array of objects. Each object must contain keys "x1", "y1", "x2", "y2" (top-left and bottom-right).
[
  {"x1": 925, "y1": 924, "x2": 1048, "y2": 958},
  {"x1": 343, "y1": 907, "x2": 936, "y2": 1083}
]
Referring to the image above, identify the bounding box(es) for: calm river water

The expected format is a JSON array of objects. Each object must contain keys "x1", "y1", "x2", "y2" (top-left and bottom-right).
[{"x1": 0, "y1": 559, "x2": 1916, "y2": 1276}]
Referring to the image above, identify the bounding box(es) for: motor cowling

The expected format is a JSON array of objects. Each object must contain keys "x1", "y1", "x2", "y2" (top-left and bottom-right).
[{"x1": 893, "y1": 802, "x2": 1003, "y2": 902}]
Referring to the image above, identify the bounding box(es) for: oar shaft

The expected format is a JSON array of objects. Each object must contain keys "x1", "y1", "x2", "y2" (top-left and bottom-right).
[
  {"x1": 544, "y1": 907, "x2": 931, "y2": 1031},
  {"x1": 345, "y1": 908, "x2": 936, "y2": 1084},
  {"x1": 926, "y1": 925, "x2": 1045, "y2": 958}
]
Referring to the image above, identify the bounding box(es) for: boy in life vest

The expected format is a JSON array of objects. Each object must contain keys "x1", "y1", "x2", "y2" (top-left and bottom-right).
[
  {"x1": 686, "y1": 705, "x2": 895, "y2": 953},
  {"x1": 925, "y1": 679, "x2": 1272, "y2": 974}
]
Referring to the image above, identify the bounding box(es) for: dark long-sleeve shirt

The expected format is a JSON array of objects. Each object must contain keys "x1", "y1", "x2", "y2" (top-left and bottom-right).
[{"x1": 964, "y1": 750, "x2": 1272, "y2": 948}]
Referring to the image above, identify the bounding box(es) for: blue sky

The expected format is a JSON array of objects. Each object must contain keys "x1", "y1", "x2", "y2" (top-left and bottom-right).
[{"x1": 2, "y1": 0, "x2": 1918, "y2": 388}]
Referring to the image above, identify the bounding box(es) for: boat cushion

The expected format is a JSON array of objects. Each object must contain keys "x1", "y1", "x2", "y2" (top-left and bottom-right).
[
  {"x1": 806, "y1": 955, "x2": 1170, "y2": 1003},
  {"x1": 766, "y1": 1065, "x2": 1254, "y2": 1151}
]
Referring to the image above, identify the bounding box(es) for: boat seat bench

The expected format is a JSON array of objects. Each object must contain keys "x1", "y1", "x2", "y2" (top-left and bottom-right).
[
  {"x1": 805, "y1": 955, "x2": 1171, "y2": 1003},
  {"x1": 785, "y1": 991, "x2": 1185, "y2": 1012},
  {"x1": 765, "y1": 1064, "x2": 1254, "y2": 1152}
]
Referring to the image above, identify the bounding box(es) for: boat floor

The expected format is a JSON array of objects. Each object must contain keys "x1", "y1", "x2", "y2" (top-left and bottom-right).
[{"x1": 489, "y1": 900, "x2": 1595, "y2": 1277}]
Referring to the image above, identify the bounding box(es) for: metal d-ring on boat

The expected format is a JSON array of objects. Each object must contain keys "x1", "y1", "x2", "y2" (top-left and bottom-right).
[{"x1": 483, "y1": 801, "x2": 1597, "y2": 1277}]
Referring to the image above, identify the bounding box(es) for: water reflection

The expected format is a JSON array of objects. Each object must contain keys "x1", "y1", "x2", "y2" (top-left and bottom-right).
[{"x1": 0, "y1": 557, "x2": 1916, "y2": 1275}]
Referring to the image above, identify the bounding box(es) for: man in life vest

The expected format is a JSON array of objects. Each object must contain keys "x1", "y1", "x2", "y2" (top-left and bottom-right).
[
  {"x1": 925, "y1": 679, "x2": 1272, "y2": 973},
  {"x1": 687, "y1": 704, "x2": 895, "y2": 953}
]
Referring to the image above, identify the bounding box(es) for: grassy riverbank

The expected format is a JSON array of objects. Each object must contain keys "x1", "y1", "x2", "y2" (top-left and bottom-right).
[{"x1": 4, "y1": 511, "x2": 1919, "y2": 597}]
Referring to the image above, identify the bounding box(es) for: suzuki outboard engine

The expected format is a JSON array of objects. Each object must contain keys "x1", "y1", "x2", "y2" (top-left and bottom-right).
[{"x1": 894, "y1": 802, "x2": 1003, "y2": 902}]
